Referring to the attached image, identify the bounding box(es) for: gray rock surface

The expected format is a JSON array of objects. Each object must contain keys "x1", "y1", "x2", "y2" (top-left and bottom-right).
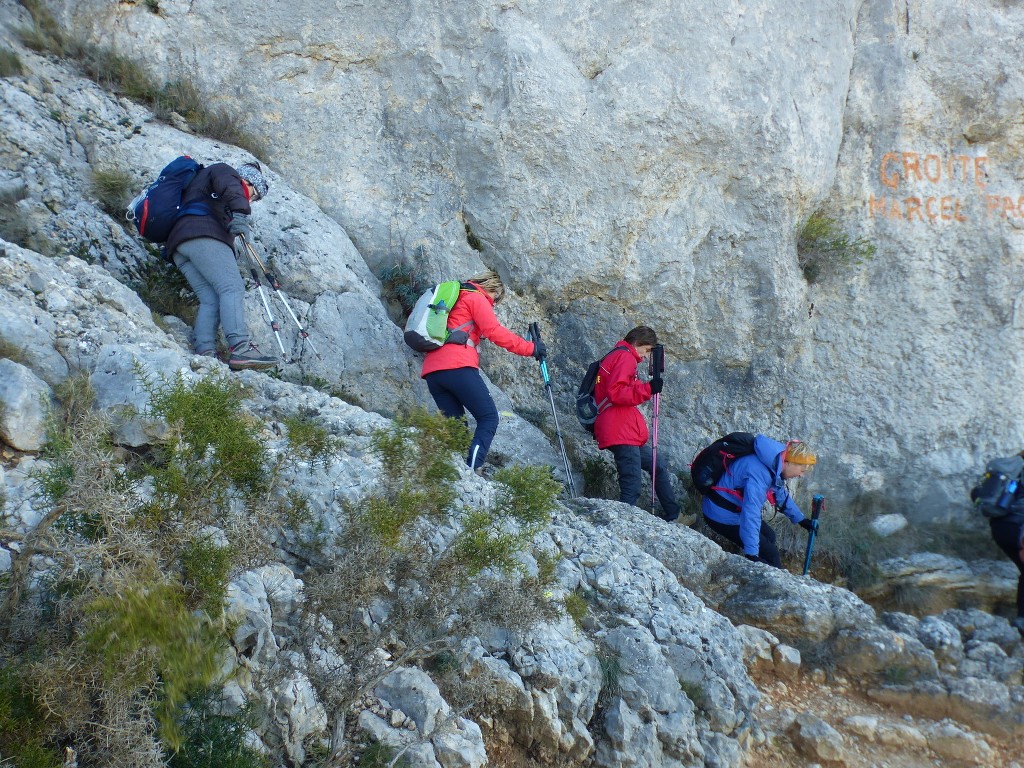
[
  {"x1": 36, "y1": 0, "x2": 1024, "y2": 520},
  {"x1": 0, "y1": 359, "x2": 50, "y2": 451}
]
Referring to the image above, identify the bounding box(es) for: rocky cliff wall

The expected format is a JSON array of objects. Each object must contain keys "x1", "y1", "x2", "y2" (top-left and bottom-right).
[{"x1": 29, "y1": 0, "x2": 1024, "y2": 516}]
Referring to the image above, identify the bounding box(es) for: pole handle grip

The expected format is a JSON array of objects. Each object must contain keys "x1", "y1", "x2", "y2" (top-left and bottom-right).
[
  {"x1": 529, "y1": 322, "x2": 541, "y2": 345},
  {"x1": 649, "y1": 344, "x2": 665, "y2": 377},
  {"x1": 811, "y1": 494, "x2": 825, "y2": 521}
]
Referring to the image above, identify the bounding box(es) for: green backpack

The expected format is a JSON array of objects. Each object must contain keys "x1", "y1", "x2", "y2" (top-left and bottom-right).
[{"x1": 403, "y1": 281, "x2": 471, "y2": 352}]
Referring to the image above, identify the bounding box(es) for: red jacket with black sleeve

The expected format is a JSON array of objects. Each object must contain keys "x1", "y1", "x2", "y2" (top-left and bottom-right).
[
  {"x1": 420, "y1": 283, "x2": 536, "y2": 377},
  {"x1": 592, "y1": 342, "x2": 652, "y2": 450}
]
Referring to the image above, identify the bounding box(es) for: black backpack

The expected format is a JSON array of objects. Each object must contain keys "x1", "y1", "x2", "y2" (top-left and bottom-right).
[
  {"x1": 970, "y1": 455, "x2": 1024, "y2": 518},
  {"x1": 126, "y1": 156, "x2": 210, "y2": 244},
  {"x1": 689, "y1": 432, "x2": 758, "y2": 512},
  {"x1": 575, "y1": 345, "x2": 629, "y2": 434}
]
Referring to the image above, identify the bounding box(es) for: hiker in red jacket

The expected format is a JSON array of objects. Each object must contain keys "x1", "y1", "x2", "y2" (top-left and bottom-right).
[
  {"x1": 593, "y1": 326, "x2": 680, "y2": 521},
  {"x1": 421, "y1": 269, "x2": 542, "y2": 471}
]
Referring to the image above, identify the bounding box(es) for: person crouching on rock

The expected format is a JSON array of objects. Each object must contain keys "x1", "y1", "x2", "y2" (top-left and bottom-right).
[
  {"x1": 420, "y1": 269, "x2": 542, "y2": 472},
  {"x1": 701, "y1": 436, "x2": 817, "y2": 567},
  {"x1": 592, "y1": 326, "x2": 681, "y2": 522},
  {"x1": 165, "y1": 161, "x2": 278, "y2": 371}
]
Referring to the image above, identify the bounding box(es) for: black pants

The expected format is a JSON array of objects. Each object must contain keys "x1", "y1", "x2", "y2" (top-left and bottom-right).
[
  {"x1": 990, "y1": 515, "x2": 1024, "y2": 617},
  {"x1": 703, "y1": 515, "x2": 783, "y2": 568},
  {"x1": 608, "y1": 443, "x2": 680, "y2": 521},
  {"x1": 425, "y1": 367, "x2": 499, "y2": 470}
]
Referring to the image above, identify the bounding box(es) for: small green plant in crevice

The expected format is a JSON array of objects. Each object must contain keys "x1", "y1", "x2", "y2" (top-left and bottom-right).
[
  {"x1": 0, "y1": 666, "x2": 62, "y2": 768},
  {"x1": 880, "y1": 665, "x2": 913, "y2": 686},
  {"x1": 0, "y1": 336, "x2": 27, "y2": 363},
  {"x1": 797, "y1": 211, "x2": 876, "y2": 283},
  {"x1": 143, "y1": 0, "x2": 161, "y2": 13},
  {"x1": 90, "y1": 164, "x2": 135, "y2": 218},
  {"x1": 358, "y1": 742, "x2": 408, "y2": 768},
  {"x1": 0, "y1": 47, "x2": 24, "y2": 77},
  {"x1": 562, "y1": 588, "x2": 589, "y2": 628},
  {"x1": 283, "y1": 412, "x2": 343, "y2": 469},
  {"x1": 492, "y1": 464, "x2": 561, "y2": 528},
  {"x1": 678, "y1": 679, "x2": 706, "y2": 711},
  {"x1": 167, "y1": 690, "x2": 270, "y2": 768},
  {"x1": 464, "y1": 220, "x2": 484, "y2": 252},
  {"x1": 180, "y1": 536, "x2": 235, "y2": 615},
  {"x1": 596, "y1": 648, "x2": 622, "y2": 707},
  {"x1": 378, "y1": 262, "x2": 430, "y2": 322},
  {"x1": 130, "y1": 257, "x2": 198, "y2": 324}
]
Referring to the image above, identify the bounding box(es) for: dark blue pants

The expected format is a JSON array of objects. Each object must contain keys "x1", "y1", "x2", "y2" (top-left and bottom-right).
[
  {"x1": 990, "y1": 516, "x2": 1024, "y2": 617},
  {"x1": 425, "y1": 367, "x2": 499, "y2": 470},
  {"x1": 608, "y1": 443, "x2": 680, "y2": 521},
  {"x1": 703, "y1": 515, "x2": 782, "y2": 568}
]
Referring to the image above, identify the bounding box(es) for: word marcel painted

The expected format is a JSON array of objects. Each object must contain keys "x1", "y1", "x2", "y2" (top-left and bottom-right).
[{"x1": 867, "y1": 150, "x2": 1024, "y2": 224}]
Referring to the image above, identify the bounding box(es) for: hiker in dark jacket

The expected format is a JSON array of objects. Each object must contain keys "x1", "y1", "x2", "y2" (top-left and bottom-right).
[
  {"x1": 979, "y1": 454, "x2": 1024, "y2": 636},
  {"x1": 421, "y1": 269, "x2": 541, "y2": 471},
  {"x1": 593, "y1": 326, "x2": 680, "y2": 522},
  {"x1": 165, "y1": 161, "x2": 277, "y2": 371},
  {"x1": 701, "y1": 436, "x2": 816, "y2": 567}
]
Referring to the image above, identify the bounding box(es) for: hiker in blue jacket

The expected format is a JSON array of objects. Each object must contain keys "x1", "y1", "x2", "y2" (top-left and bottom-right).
[{"x1": 701, "y1": 436, "x2": 817, "y2": 568}]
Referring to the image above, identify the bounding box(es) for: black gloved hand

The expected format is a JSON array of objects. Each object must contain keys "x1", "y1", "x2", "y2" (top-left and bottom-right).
[
  {"x1": 745, "y1": 554, "x2": 760, "y2": 562},
  {"x1": 227, "y1": 213, "x2": 251, "y2": 238},
  {"x1": 532, "y1": 339, "x2": 546, "y2": 360},
  {"x1": 649, "y1": 376, "x2": 664, "y2": 395},
  {"x1": 799, "y1": 518, "x2": 818, "y2": 532}
]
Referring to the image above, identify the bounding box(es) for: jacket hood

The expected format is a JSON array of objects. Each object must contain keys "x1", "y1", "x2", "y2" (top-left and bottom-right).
[{"x1": 753, "y1": 435, "x2": 786, "y2": 475}]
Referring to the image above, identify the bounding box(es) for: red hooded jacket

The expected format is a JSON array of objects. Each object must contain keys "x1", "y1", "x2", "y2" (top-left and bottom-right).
[
  {"x1": 420, "y1": 283, "x2": 536, "y2": 377},
  {"x1": 592, "y1": 342, "x2": 653, "y2": 449}
]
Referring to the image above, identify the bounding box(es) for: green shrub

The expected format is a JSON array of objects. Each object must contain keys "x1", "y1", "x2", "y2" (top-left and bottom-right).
[
  {"x1": 797, "y1": 212, "x2": 875, "y2": 283},
  {"x1": 180, "y1": 537, "x2": 235, "y2": 615},
  {"x1": 144, "y1": 371, "x2": 267, "y2": 496},
  {"x1": 562, "y1": 588, "x2": 588, "y2": 628},
  {"x1": 283, "y1": 413, "x2": 343, "y2": 469},
  {"x1": 492, "y1": 465, "x2": 560, "y2": 528},
  {"x1": 85, "y1": 583, "x2": 224, "y2": 750},
  {"x1": 358, "y1": 742, "x2": 408, "y2": 768},
  {"x1": 167, "y1": 691, "x2": 269, "y2": 768},
  {"x1": 0, "y1": 47, "x2": 24, "y2": 77},
  {"x1": 449, "y1": 508, "x2": 523, "y2": 577},
  {"x1": 90, "y1": 165, "x2": 135, "y2": 218}
]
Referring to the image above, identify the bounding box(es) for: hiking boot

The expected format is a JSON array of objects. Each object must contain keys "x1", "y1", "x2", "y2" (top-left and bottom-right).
[
  {"x1": 1011, "y1": 616, "x2": 1024, "y2": 638},
  {"x1": 227, "y1": 342, "x2": 278, "y2": 371}
]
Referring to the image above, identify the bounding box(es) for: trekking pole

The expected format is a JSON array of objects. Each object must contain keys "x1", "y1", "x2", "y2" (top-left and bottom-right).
[
  {"x1": 239, "y1": 235, "x2": 321, "y2": 358},
  {"x1": 235, "y1": 242, "x2": 288, "y2": 358},
  {"x1": 648, "y1": 344, "x2": 665, "y2": 509},
  {"x1": 801, "y1": 494, "x2": 825, "y2": 576},
  {"x1": 529, "y1": 322, "x2": 578, "y2": 498}
]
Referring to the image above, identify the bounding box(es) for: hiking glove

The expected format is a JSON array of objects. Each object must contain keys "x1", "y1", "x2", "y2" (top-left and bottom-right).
[
  {"x1": 532, "y1": 339, "x2": 547, "y2": 360},
  {"x1": 799, "y1": 518, "x2": 818, "y2": 532},
  {"x1": 649, "y1": 376, "x2": 664, "y2": 395},
  {"x1": 228, "y1": 213, "x2": 251, "y2": 238}
]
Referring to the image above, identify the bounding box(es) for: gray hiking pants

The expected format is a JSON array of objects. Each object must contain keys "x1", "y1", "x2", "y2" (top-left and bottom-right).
[{"x1": 173, "y1": 237, "x2": 248, "y2": 354}]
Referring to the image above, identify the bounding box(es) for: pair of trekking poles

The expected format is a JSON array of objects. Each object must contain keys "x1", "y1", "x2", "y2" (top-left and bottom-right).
[{"x1": 236, "y1": 234, "x2": 321, "y2": 363}]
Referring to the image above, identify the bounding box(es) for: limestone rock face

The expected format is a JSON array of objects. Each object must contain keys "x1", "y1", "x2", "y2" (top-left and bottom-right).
[{"x1": 40, "y1": 0, "x2": 1024, "y2": 517}]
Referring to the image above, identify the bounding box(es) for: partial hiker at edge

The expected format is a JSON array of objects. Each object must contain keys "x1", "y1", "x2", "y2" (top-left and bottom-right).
[
  {"x1": 418, "y1": 269, "x2": 542, "y2": 472},
  {"x1": 970, "y1": 450, "x2": 1024, "y2": 638},
  {"x1": 698, "y1": 435, "x2": 818, "y2": 568},
  {"x1": 592, "y1": 325, "x2": 681, "y2": 523}
]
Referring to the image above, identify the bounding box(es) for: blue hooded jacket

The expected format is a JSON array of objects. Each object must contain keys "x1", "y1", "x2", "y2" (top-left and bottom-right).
[{"x1": 701, "y1": 434, "x2": 807, "y2": 557}]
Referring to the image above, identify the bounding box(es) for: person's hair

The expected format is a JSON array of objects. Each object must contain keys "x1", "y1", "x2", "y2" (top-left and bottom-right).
[
  {"x1": 784, "y1": 440, "x2": 817, "y2": 466},
  {"x1": 467, "y1": 269, "x2": 505, "y2": 303},
  {"x1": 624, "y1": 326, "x2": 658, "y2": 347}
]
